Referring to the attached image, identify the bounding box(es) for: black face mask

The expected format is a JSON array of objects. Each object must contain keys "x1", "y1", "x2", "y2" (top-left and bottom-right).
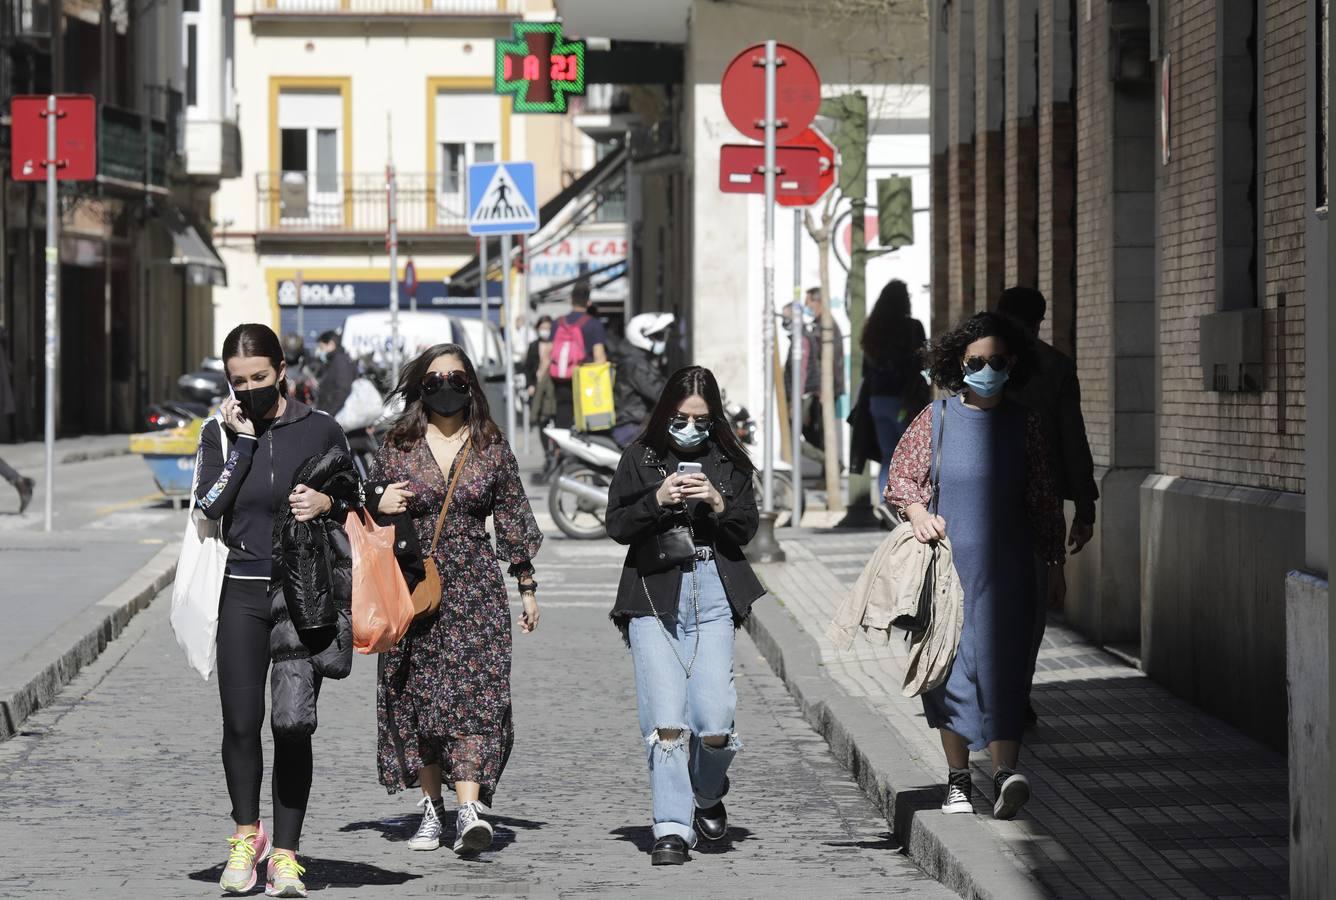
[
  {"x1": 237, "y1": 384, "x2": 281, "y2": 421},
  {"x1": 422, "y1": 389, "x2": 470, "y2": 418}
]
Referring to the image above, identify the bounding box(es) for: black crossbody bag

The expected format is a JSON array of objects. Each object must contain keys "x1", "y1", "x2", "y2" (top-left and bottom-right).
[{"x1": 634, "y1": 463, "x2": 698, "y2": 575}]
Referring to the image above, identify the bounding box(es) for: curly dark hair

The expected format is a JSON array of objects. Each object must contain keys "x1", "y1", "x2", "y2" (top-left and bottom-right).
[{"x1": 925, "y1": 311, "x2": 1035, "y2": 394}]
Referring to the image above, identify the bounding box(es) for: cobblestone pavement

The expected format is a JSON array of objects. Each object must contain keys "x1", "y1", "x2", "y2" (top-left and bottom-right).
[
  {"x1": 758, "y1": 530, "x2": 1289, "y2": 900},
  {"x1": 0, "y1": 519, "x2": 956, "y2": 898}
]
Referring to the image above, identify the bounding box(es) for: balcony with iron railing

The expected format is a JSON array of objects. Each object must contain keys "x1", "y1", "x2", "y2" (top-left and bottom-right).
[
  {"x1": 252, "y1": 0, "x2": 521, "y2": 18},
  {"x1": 256, "y1": 171, "x2": 474, "y2": 235}
]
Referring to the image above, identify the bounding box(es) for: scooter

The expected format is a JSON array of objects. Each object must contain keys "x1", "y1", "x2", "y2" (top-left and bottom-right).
[{"x1": 543, "y1": 398, "x2": 794, "y2": 541}]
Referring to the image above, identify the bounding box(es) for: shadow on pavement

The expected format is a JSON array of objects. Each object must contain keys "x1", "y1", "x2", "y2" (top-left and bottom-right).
[
  {"x1": 823, "y1": 832, "x2": 903, "y2": 852},
  {"x1": 189, "y1": 857, "x2": 421, "y2": 889},
  {"x1": 609, "y1": 824, "x2": 755, "y2": 855}
]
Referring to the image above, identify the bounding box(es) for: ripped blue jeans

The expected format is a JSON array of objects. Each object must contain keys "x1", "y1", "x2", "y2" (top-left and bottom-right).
[{"x1": 628, "y1": 558, "x2": 741, "y2": 844}]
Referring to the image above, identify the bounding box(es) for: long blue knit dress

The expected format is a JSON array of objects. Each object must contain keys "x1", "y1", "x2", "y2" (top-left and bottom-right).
[{"x1": 887, "y1": 396, "x2": 1064, "y2": 751}]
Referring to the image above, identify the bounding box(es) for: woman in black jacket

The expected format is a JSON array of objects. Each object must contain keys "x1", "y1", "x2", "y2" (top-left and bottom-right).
[
  {"x1": 195, "y1": 323, "x2": 359, "y2": 898},
  {"x1": 606, "y1": 365, "x2": 763, "y2": 867}
]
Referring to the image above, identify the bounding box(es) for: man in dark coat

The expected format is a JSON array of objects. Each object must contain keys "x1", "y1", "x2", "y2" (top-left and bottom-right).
[
  {"x1": 315, "y1": 330, "x2": 359, "y2": 419},
  {"x1": 0, "y1": 327, "x2": 34, "y2": 513},
  {"x1": 998, "y1": 286, "x2": 1099, "y2": 724}
]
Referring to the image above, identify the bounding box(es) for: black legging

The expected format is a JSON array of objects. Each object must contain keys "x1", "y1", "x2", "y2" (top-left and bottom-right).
[{"x1": 217, "y1": 578, "x2": 312, "y2": 850}]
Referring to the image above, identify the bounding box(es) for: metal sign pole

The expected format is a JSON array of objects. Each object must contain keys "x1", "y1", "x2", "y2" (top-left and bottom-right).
[
  {"x1": 479, "y1": 236, "x2": 489, "y2": 336},
  {"x1": 387, "y1": 164, "x2": 400, "y2": 378},
  {"x1": 42, "y1": 94, "x2": 58, "y2": 533},
  {"x1": 791, "y1": 208, "x2": 804, "y2": 532},
  {"x1": 295, "y1": 269, "x2": 304, "y2": 347},
  {"x1": 761, "y1": 42, "x2": 777, "y2": 517},
  {"x1": 500, "y1": 233, "x2": 517, "y2": 439},
  {"x1": 521, "y1": 235, "x2": 531, "y2": 456}
]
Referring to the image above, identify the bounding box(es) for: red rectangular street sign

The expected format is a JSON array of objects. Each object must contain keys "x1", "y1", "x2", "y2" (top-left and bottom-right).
[
  {"x1": 10, "y1": 95, "x2": 98, "y2": 182},
  {"x1": 719, "y1": 144, "x2": 822, "y2": 195}
]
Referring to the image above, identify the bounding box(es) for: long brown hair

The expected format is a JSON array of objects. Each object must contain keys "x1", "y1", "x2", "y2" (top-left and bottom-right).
[{"x1": 385, "y1": 343, "x2": 501, "y2": 451}]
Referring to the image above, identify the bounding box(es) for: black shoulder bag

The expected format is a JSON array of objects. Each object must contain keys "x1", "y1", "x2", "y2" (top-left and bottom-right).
[
  {"x1": 892, "y1": 399, "x2": 947, "y2": 637},
  {"x1": 633, "y1": 462, "x2": 697, "y2": 575}
]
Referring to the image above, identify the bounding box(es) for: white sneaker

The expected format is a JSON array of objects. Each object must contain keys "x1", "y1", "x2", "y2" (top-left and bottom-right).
[
  {"x1": 941, "y1": 769, "x2": 973, "y2": 815},
  {"x1": 407, "y1": 796, "x2": 444, "y2": 851},
  {"x1": 992, "y1": 770, "x2": 1031, "y2": 820},
  {"x1": 452, "y1": 801, "x2": 494, "y2": 855}
]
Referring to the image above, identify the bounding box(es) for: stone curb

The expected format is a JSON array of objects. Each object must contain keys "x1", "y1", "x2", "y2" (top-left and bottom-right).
[
  {"x1": 745, "y1": 596, "x2": 1048, "y2": 900},
  {"x1": 59, "y1": 446, "x2": 131, "y2": 465},
  {"x1": 0, "y1": 543, "x2": 178, "y2": 741}
]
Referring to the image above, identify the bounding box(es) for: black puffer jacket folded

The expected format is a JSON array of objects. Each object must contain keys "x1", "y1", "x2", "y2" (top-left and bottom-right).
[{"x1": 269, "y1": 446, "x2": 361, "y2": 738}]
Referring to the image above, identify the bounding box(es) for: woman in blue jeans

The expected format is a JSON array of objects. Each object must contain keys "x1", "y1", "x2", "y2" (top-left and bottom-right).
[
  {"x1": 606, "y1": 366, "x2": 764, "y2": 866},
  {"x1": 861, "y1": 279, "x2": 928, "y2": 496}
]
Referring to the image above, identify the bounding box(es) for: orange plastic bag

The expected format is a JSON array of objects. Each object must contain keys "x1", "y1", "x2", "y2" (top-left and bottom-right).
[{"x1": 346, "y1": 510, "x2": 414, "y2": 654}]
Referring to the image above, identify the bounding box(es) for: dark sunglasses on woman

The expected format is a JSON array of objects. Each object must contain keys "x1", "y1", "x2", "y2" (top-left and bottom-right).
[
  {"x1": 421, "y1": 370, "x2": 471, "y2": 396},
  {"x1": 669, "y1": 414, "x2": 713, "y2": 431},
  {"x1": 962, "y1": 355, "x2": 1011, "y2": 374}
]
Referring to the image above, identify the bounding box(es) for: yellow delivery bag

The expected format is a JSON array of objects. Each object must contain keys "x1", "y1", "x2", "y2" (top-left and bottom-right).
[{"x1": 573, "y1": 362, "x2": 616, "y2": 432}]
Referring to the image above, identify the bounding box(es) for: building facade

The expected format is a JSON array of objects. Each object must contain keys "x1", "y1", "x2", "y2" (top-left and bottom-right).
[
  {"x1": 0, "y1": 0, "x2": 237, "y2": 440},
  {"x1": 212, "y1": 0, "x2": 605, "y2": 352},
  {"x1": 929, "y1": 0, "x2": 1332, "y2": 890}
]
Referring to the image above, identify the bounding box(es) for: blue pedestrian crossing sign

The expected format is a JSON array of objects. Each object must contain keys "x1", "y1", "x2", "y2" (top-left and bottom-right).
[{"x1": 467, "y1": 161, "x2": 539, "y2": 236}]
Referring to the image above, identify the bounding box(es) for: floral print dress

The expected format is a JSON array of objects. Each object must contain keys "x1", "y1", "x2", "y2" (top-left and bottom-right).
[{"x1": 373, "y1": 434, "x2": 542, "y2": 805}]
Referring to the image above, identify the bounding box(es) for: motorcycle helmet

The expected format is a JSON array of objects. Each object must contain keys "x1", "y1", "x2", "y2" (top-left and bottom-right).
[
  {"x1": 283, "y1": 332, "x2": 307, "y2": 367},
  {"x1": 626, "y1": 312, "x2": 675, "y2": 355}
]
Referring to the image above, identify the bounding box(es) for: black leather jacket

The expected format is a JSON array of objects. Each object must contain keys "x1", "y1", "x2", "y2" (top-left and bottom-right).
[{"x1": 606, "y1": 440, "x2": 764, "y2": 627}]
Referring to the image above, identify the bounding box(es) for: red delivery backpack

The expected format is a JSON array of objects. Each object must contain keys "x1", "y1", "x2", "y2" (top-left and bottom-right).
[{"x1": 549, "y1": 314, "x2": 589, "y2": 379}]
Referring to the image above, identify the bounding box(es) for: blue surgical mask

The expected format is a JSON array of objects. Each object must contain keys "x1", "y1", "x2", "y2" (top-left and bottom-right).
[
  {"x1": 962, "y1": 364, "x2": 1009, "y2": 397},
  {"x1": 651, "y1": 339, "x2": 667, "y2": 356},
  {"x1": 669, "y1": 420, "x2": 710, "y2": 449}
]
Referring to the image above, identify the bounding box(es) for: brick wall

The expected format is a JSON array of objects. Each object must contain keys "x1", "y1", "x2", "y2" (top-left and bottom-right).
[
  {"x1": 976, "y1": 0, "x2": 1007, "y2": 311},
  {"x1": 1005, "y1": 0, "x2": 1039, "y2": 290},
  {"x1": 947, "y1": 0, "x2": 977, "y2": 327},
  {"x1": 1037, "y1": 0, "x2": 1076, "y2": 356},
  {"x1": 1075, "y1": 0, "x2": 1113, "y2": 470},
  {"x1": 1156, "y1": 0, "x2": 1306, "y2": 493}
]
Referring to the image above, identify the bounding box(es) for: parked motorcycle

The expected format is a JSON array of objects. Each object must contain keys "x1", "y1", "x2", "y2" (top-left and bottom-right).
[{"x1": 543, "y1": 397, "x2": 793, "y2": 541}]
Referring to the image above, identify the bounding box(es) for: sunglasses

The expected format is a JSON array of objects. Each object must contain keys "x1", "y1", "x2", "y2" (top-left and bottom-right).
[
  {"x1": 670, "y1": 413, "x2": 714, "y2": 431},
  {"x1": 421, "y1": 370, "x2": 471, "y2": 396},
  {"x1": 962, "y1": 355, "x2": 1011, "y2": 374}
]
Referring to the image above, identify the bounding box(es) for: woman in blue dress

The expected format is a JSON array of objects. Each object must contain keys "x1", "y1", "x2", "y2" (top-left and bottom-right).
[{"x1": 885, "y1": 311, "x2": 1065, "y2": 820}]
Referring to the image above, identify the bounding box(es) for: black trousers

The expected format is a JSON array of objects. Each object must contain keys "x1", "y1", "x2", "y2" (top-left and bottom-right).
[
  {"x1": 217, "y1": 578, "x2": 313, "y2": 850},
  {"x1": 554, "y1": 379, "x2": 575, "y2": 429}
]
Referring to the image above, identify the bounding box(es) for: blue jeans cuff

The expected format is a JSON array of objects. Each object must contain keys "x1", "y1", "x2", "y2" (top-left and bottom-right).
[{"x1": 652, "y1": 821, "x2": 697, "y2": 846}]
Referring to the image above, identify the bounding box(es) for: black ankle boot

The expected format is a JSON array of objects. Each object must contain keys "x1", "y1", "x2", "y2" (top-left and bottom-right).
[{"x1": 650, "y1": 835, "x2": 689, "y2": 866}]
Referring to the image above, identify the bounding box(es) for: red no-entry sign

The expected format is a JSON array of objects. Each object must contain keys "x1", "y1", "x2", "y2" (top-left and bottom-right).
[
  {"x1": 719, "y1": 144, "x2": 822, "y2": 195},
  {"x1": 720, "y1": 44, "x2": 821, "y2": 144},
  {"x1": 10, "y1": 95, "x2": 97, "y2": 182},
  {"x1": 777, "y1": 126, "x2": 838, "y2": 208}
]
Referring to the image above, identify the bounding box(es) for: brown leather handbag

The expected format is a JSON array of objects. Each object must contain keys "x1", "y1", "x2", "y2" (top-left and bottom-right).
[{"x1": 411, "y1": 443, "x2": 471, "y2": 620}]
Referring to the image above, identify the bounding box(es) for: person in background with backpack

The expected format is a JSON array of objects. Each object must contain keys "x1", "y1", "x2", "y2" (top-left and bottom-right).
[{"x1": 549, "y1": 280, "x2": 607, "y2": 429}]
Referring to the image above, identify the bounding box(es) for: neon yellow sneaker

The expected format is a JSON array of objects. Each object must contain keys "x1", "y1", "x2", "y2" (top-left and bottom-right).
[
  {"x1": 219, "y1": 821, "x2": 271, "y2": 894},
  {"x1": 265, "y1": 852, "x2": 308, "y2": 898}
]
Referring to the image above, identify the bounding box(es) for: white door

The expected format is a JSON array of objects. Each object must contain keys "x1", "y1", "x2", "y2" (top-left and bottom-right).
[{"x1": 278, "y1": 92, "x2": 343, "y2": 226}]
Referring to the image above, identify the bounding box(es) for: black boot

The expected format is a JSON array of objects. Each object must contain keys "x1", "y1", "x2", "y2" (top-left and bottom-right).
[
  {"x1": 16, "y1": 477, "x2": 34, "y2": 514},
  {"x1": 694, "y1": 800, "x2": 728, "y2": 842},
  {"x1": 650, "y1": 835, "x2": 689, "y2": 866}
]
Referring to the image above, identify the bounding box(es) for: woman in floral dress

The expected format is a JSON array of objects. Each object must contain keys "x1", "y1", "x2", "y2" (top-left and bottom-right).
[{"x1": 369, "y1": 343, "x2": 543, "y2": 856}]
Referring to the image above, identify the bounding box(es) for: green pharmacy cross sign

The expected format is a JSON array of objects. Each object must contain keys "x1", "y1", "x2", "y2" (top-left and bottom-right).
[{"x1": 495, "y1": 22, "x2": 586, "y2": 114}]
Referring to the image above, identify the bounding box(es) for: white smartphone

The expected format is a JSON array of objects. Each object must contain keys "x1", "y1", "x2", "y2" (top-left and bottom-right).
[
  {"x1": 676, "y1": 462, "x2": 703, "y2": 477},
  {"x1": 227, "y1": 382, "x2": 247, "y2": 420}
]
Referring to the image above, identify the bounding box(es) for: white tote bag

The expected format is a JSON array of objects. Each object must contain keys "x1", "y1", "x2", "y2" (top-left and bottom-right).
[
  {"x1": 334, "y1": 377, "x2": 384, "y2": 430},
  {"x1": 170, "y1": 417, "x2": 230, "y2": 680}
]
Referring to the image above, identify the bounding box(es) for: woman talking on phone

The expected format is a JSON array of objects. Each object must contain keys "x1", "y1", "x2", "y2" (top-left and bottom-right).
[
  {"x1": 606, "y1": 366, "x2": 763, "y2": 866},
  {"x1": 196, "y1": 324, "x2": 358, "y2": 898}
]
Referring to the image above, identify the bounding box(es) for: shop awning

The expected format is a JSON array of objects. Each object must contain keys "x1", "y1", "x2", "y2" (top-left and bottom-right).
[
  {"x1": 449, "y1": 145, "x2": 627, "y2": 295},
  {"x1": 155, "y1": 203, "x2": 228, "y2": 287}
]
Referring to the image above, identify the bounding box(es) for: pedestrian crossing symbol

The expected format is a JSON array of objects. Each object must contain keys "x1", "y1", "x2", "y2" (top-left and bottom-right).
[{"x1": 467, "y1": 161, "x2": 539, "y2": 236}]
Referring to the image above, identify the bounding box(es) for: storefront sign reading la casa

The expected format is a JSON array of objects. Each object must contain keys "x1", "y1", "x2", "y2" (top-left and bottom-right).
[{"x1": 528, "y1": 236, "x2": 628, "y2": 298}]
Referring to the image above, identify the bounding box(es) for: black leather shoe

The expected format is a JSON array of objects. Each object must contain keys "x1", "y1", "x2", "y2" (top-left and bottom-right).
[
  {"x1": 650, "y1": 835, "x2": 689, "y2": 866},
  {"x1": 694, "y1": 800, "x2": 728, "y2": 841}
]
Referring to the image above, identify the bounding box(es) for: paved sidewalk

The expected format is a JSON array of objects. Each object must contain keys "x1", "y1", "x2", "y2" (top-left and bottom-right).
[{"x1": 754, "y1": 530, "x2": 1288, "y2": 900}]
